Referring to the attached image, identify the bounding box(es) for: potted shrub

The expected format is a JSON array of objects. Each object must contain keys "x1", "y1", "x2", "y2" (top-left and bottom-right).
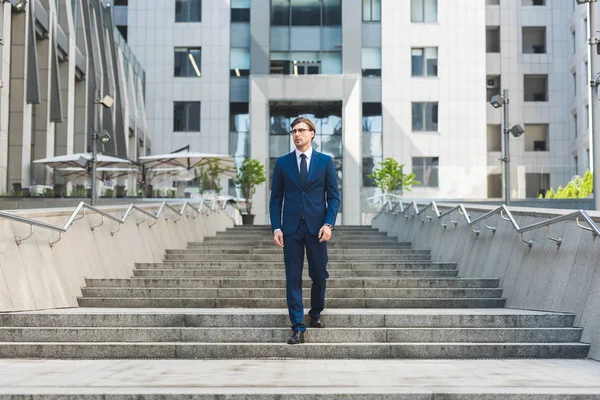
[{"x1": 235, "y1": 158, "x2": 266, "y2": 225}]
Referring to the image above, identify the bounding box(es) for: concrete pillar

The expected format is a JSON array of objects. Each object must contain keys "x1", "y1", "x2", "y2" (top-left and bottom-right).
[
  {"x1": 55, "y1": 0, "x2": 77, "y2": 159},
  {"x1": 8, "y1": 8, "x2": 33, "y2": 188},
  {"x1": 249, "y1": 77, "x2": 269, "y2": 224},
  {"x1": 342, "y1": 77, "x2": 361, "y2": 225},
  {"x1": 0, "y1": 4, "x2": 11, "y2": 192},
  {"x1": 32, "y1": 35, "x2": 55, "y2": 185}
]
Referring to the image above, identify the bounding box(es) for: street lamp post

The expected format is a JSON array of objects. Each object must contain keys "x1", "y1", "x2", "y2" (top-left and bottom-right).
[
  {"x1": 490, "y1": 89, "x2": 524, "y2": 206},
  {"x1": 91, "y1": 95, "x2": 114, "y2": 206}
]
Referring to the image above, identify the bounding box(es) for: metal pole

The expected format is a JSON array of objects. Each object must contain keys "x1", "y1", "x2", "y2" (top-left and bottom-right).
[
  {"x1": 503, "y1": 89, "x2": 510, "y2": 206},
  {"x1": 588, "y1": 1, "x2": 600, "y2": 210},
  {"x1": 91, "y1": 130, "x2": 97, "y2": 206}
]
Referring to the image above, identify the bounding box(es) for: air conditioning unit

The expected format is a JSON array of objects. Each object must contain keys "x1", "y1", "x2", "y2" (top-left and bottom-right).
[{"x1": 486, "y1": 78, "x2": 500, "y2": 89}]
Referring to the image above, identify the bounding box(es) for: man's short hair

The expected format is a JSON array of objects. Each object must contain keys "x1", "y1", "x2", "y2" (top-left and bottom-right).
[{"x1": 291, "y1": 117, "x2": 316, "y2": 141}]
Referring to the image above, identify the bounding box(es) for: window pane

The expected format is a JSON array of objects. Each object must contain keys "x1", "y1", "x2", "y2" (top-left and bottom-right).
[
  {"x1": 372, "y1": 0, "x2": 381, "y2": 21},
  {"x1": 411, "y1": 49, "x2": 424, "y2": 76},
  {"x1": 175, "y1": 0, "x2": 187, "y2": 22},
  {"x1": 174, "y1": 103, "x2": 185, "y2": 131},
  {"x1": 174, "y1": 49, "x2": 187, "y2": 76},
  {"x1": 425, "y1": 47, "x2": 438, "y2": 76},
  {"x1": 411, "y1": 0, "x2": 423, "y2": 22},
  {"x1": 189, "y1": 0, "x2": 202, "y2": 22},
  {"x1": 231, "y1": 8, "x2": 250, "y2": 22},
  {"x1": 412, "y1": 103, "x2": 423, "y2": 131},
  {"x1": 323, "y1": 0, "x2": 341, "y2": 26},
  {"x1": 426, "y1": 103, "x2": 438, "y2": 131},
  {"x1": 174, "y1": 102, "x2": 200, "y2": 131},
  {"x1": 424, "y1": 0, "x2": 437, "y2": 22},
  {"x1": 271, "y1": 0, "x2": 290, "y2": 25},
  {"x1": 187, "y1": 103, "x2": 200, "y2": 131},
  {"x1": 412, "y1": 157, "x2": 439, "y2": 187},
  {"x1": 230, "y1": 48, "x2": 250, "y2": 69},
  {"x1": 230, "y1": 102, "x2": 249, "y2": 132},
  {"x1": 363, "y1": 0, "x2": 371, "y2": 21},
  {"x1": 291, "y1": 0, "x2": 320, "y2": 26}
]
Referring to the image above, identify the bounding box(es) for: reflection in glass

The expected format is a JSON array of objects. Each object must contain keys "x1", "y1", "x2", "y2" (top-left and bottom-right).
[
  {"x1": 323, "y1": 0, "x2": 342, "y2": 26},
  {"x1": 412, "y1": 157, "x2": 439, "y2": 187},
  {"x1": 174, "y1": 48, "x2": 201, "y2": 77},
  {"x1": 291, "y1": 0, "x2": 321, "y2": 26},
  {"x1": 271, "y1": 0, "x2": 290, "y2": 25},
  {"x1": 174, "y1": 102, "x2": 200, "y2": 132}
]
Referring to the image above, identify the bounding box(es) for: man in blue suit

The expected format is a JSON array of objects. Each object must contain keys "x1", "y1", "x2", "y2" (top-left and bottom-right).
[{"x1": 269, "y1": 117, "x2": 341, "y2": 345}]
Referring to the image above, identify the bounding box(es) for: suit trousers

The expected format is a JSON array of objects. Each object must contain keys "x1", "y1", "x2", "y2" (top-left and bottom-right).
[{"x1": 283, "y1": 218, "x2": 329, "y2": 332}]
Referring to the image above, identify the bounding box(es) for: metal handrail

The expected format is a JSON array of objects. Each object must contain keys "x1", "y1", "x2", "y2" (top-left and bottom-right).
[
  {"x1": 2, "y1": 199, "x2": 213, "y2": 248},
  {"x1": 380, "y1": 199, "x2": 600, "y2": 248},
  {"x1": 367, "y1": 193, "x2": 403, "y2": 212}
]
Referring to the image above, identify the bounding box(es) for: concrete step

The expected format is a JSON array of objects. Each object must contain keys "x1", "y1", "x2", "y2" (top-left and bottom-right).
[
  {"x1": 85, "y1": 278, "x2": 499, "y2": 289},
  {"x1": 187, "y1": 241, "x2": 413, "y2": 248},
  {"x1": 0, "y1": 327, "x2": 582, "y2": 343},
  {"x1": 0, "y1": 342, "x2": 588, "y2": 359},
  {"x1": 163, "y1": 254, "x2": 432, "y2": 261},
  {"x1": 166, "y1": 248, "x2": 431, "y2": 255},
  {"x1": 0, "y1": 309, "x2": 575, "y2": 328},
  {"x1": 136, "y1": 262, "x2": 453, "y2": 270},
  {"x1": 80, "y1": 287, "x2": 504, "y2": 299},
  {"x1": 77, "y1": 297, "x2": 507, "y2": 308},
  {"x1": 132, "y1": 269, "x2": 460, "y2": 278}
]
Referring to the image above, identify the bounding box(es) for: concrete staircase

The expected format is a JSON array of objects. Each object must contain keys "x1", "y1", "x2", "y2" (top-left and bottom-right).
[{"x1": 0, "y1": 225, "x2": 589, "y2": 359}]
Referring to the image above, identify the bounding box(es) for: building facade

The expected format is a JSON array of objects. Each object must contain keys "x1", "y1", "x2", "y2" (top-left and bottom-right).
[
  {"x1": 118, "y1": 0, "x2": 590, "y2": 224},
  {"x1": 0, "y1": 0, "x2": 147, "y2": 194}
]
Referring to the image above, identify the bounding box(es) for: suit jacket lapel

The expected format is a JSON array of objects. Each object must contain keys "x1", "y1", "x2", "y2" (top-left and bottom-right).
[
  {"x1": 306, "y1": 150, "x2": 320, "y2": 185},
  {"x1": 288, "y1": 151, "x2": 301, "y2": 187}
]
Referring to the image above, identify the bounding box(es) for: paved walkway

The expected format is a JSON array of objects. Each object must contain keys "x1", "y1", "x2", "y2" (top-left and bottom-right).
[{"x1": 0, "y1": 359, "x2": 599, "y2": 397}]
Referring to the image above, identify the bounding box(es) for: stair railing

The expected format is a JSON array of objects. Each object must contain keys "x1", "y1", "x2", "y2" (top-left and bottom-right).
[
  {"x1": 379, "y1": 200, "x2": 600, "y2": 248},
  {"x1": 1, "y1": 199, "x2": 223, "y2": 248}
]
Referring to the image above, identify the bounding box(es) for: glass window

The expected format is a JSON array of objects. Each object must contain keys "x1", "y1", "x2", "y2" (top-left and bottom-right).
[
  {"x1": 174, "y1": 102, "x2": 200, "y2": 132},
  {"x1": 523, "y1": 75, "x2": 548, "y2": 102},
  {"x1": 486, "y1": 27, "x2": 501, "y2": 53},
  {"x1": 230, "y1": 48, "x2": 250, "y2": 77},
  {"x1": 271, "y1": 0, "x2": 290, "y2": 25},
  {"x1": 175, "y1": 0, "x2": 202, "y2": 22},
  {"x1": 412, "y1": 157, "x2": 439, "y2": 187},
  {"x1": 412, "y1": 102, "x2": 438, "y2": 131},
  {"x1": 363, "y1": 0, "x2": 381, "y2": 22},
  {"x1": 291, "y1": 0, "x2": 321, "y2": 26},
  {"x1": 362, "y1": 103, "x2": 382, "y2": 187},
  {"x1": 174, "y1": 47, "x2": 201, "y2": 77},
  {"x1": 411, "y1": 0, "x2": 437, "y2": 23},
  {"x1": 362, "y1": 48, "x2": 381, "y2": 77},
  {"x1": 323, "y1": 0, "x2": 341, "y2": 25},
  {"x1": 231, "y1": 0, "x2": 250, "y2": 22},
  {"x1": 411, "y1": 48, "x2": 437, "y2": 77}
]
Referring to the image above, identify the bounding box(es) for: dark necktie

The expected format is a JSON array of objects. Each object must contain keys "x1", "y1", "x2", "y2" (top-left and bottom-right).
[{"x1": 300, "y1": 154, "x2": 307, "y2": 186}]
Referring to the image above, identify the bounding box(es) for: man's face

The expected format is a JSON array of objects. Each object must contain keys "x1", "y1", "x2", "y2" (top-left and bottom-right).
[{"x1": 290, "y1": 122, "x2": 314, "y2": 148}]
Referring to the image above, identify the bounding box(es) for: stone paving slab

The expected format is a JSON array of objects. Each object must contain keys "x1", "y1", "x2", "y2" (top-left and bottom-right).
[{"x1": 0, "y1": 359, "x2": 598, "y2": 398}]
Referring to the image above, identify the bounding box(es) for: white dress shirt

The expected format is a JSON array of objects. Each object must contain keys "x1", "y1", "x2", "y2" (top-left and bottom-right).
[{"x1": 295, "y1": 147, "x2": 313, "y2": 174}]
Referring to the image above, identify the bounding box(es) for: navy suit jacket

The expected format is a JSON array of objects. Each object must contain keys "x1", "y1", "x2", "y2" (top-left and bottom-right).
[{"x1": 269, "y1": 150, "x2": 341, "y2": 236}]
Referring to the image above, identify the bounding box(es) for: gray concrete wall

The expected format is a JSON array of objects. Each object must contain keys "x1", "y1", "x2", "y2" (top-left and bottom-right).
[
  {"x1": 373, "y1": 204, "x2": 600, "y2": 361},
  {"x1": 0, "y1": 203, "x2": 233, "y2": 312}
]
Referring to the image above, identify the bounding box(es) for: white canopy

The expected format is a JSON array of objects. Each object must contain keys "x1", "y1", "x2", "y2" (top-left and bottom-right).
[
  {"x1": 55, "y1": 167, "x2": 140, "y2": 181},
  {"x1": 33, "y1": 152, "x2": 133, "y2": 169},
  {"x1": 139, "y1": 151, "x2": 236, "y2": 178}
]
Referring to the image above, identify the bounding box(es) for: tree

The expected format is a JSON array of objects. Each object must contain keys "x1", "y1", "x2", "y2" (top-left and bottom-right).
[
  {"x1": 234, "y1": 158, "x2": 266, "y2": 215},
  {"x1": 539, "y1": 170, "x2": 594, "y2": 199},
  {"x1": 367, "y1": 158, "x2": 420, "y2": 194}
]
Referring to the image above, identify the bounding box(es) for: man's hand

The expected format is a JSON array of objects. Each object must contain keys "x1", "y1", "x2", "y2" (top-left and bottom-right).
[
  {"x1": 273, "y1": 230, "x2": 284, "y2": 247},
  {"x1": 318, "y1": 225, "x2": 332, "y2": 243}
]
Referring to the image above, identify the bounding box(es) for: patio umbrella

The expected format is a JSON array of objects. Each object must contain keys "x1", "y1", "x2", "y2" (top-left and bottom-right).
[
  {"x1": 55, "y1": 167, "x2": 140, "y2": 182},
  {"x1": 138, "y1": 151, "x2": 237, "y2": 178},
  {"x1": 33, "y1": 152, "x2": 133, "y2": 169}
]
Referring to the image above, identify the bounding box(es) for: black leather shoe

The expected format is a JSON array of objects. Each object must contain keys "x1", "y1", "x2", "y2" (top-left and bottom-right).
[
  {"x1": 287, "y1": 330, "x2": 305, "y2": 345},
  {"x1": 310, "y1": 316, "x2": 325, "y2": 328}
]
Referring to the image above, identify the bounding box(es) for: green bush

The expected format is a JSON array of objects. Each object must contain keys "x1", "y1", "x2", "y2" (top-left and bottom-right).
[
  {"x1": 539, "y1": 170, "x2": 594, "y2": 199},
  {"x1": 368, "y1": 158, "x2": 420, "y2": 194}
]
